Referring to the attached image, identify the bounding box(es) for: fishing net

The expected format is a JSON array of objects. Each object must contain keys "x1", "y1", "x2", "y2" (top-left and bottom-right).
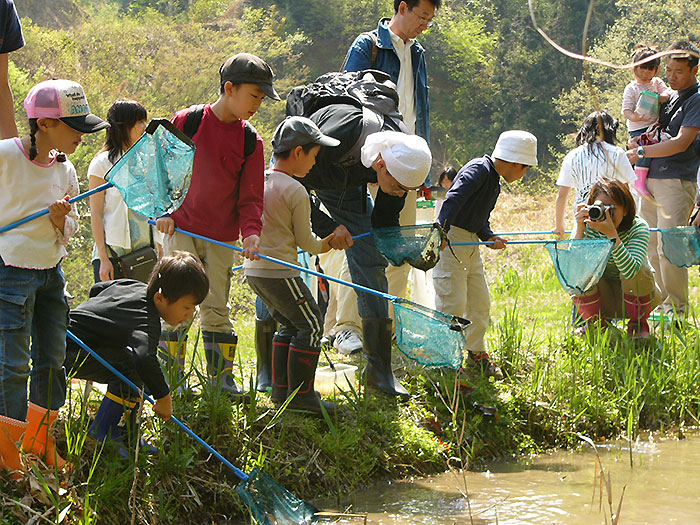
[
  {"x1": 393, "y1": 299, "x2": 469, "y2": 369},
  {"x1": 237, "y1": 468, "x2": 319, "y2": 525},
  {"x1": 372, "y1": 223, "x2": 446, "y2": 271},
  {"x1": 545, "y1": 239, "x2": 614, "y2": 295},
  {"x1": 106, "y1": 119, "x2": 195, "y2": 218},
  {"x1": 660, "y1": 226, "x2": 700, "y2": 268}
]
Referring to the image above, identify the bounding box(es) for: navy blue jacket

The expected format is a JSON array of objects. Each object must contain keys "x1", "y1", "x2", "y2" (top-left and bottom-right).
[
  {"x1": 343, "y1": 17, "x2": 430, "y2": 144},
  {"x1": 438, "y1": 156, "x2": 500, "y2": 241}
]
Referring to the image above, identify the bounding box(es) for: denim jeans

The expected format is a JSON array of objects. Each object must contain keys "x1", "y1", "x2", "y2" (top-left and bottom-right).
[
  {"x1": 314, "y1": 186, "x2": 389, "y2": 319},
  {"x1": 0, "y1": 257, "x2": 68, "y2": 420}
]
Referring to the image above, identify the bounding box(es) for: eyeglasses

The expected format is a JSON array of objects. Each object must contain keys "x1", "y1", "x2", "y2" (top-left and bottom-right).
[{"x1": 409, "y1": 8, "x2": 434, "y2": 28}]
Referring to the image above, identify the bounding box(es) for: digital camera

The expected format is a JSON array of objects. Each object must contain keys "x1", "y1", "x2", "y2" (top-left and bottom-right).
[{"x1": 588, "y1": 200, "x2": 614, "y2": 222}]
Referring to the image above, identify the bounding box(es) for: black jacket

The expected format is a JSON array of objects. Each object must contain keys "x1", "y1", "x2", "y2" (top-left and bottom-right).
[{"x1": 66, "y1": 280, "x2": 168, "y2": 400}]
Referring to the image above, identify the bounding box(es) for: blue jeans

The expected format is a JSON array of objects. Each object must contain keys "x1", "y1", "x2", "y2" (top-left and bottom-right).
[
  {"x1": 0, "y1": 257, "x2": 68, "y2": 420},
  {"x1": 314, "y1": 186, "x2": 389, "y2": 319},
  {"x1": 630, "y1": 128, "x2": 650, "y2": 168}
]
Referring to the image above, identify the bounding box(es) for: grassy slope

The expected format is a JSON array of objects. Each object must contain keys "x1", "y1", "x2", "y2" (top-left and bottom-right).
[{"x1": 3, "y1": 192, "x2": 700, "y2": 523}]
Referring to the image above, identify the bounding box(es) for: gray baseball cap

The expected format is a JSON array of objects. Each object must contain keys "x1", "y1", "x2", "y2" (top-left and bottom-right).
[
  {"x1": 219, "y1": 53, "x2": 281, "y2": 101},
  {"x1": 272, "y1": 116, "x2": 341, "y2": 153}
]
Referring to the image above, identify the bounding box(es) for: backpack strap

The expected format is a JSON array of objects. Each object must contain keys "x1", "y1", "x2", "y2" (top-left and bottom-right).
[
  {"x1": 183, "y1": 104, "x2": 206, "y2": 139},
  {"x1": 337, "y1": 106, "x2": 384, "y2": 166},
  {"x1": 341, "y1": 31, "x2": 379, "y2": 71},
  {"x1": 184, "y1": 103, "x2": 258, "y2": 160}
]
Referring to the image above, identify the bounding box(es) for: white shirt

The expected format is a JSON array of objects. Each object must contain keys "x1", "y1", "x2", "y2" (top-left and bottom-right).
[
  {"x1": 389, "y1": 26, "x2": 416, "y2": 134},
  {"x1": 0, "y1": 138, "x2": 79, "y2": 268},
  {"x1": 556, "y1": 141, "x2": 636, "y2": 206},
  {"x1": 89, "y1": 150, "x2": 131, "y2": 249}
]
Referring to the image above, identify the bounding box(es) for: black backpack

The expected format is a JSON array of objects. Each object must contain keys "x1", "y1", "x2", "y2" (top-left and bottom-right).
[
  {"x1": 285, "y1": 70, "x2": 408, "y2": 166},
  {"x1": 182, "y1": 104, "x2": 258, "y2": 160}
]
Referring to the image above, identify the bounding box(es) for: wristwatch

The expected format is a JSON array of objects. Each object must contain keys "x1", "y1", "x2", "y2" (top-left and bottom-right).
[{"x1": 636, "y1": 145, "x2": 646, "y2": 158}]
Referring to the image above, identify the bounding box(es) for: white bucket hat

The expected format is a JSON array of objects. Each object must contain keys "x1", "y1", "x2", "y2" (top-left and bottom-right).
[
  {"x1": 361, "y1": 131, "x2": 432, "y2": 188},
  {"x1": 492, "y1": 130, "x2": 538, "y2": 166}
]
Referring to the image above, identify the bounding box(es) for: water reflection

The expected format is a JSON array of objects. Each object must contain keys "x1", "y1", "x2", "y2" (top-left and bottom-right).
[{"x1": 326, "y1": 434, "x2": 700, "y2": 524}]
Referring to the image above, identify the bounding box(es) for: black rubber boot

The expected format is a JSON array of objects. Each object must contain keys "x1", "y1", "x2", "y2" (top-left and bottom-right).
[
  {"x1": 287, "y1": 344, "x2": 336, "y2": 415},
  {"x1": 203, "y1": 331, "x2": 249, "y2": 401},
  {"x1": 157, "y1": 330, "x2": 189, "y2": 394},
  {"x1": 255, "y1": 319, "x2": 276, "y2": 392},
  {"x1": 362, "y1": 318, "x2": 410, "y2": 401},
  {"x1": 271, "y1": 336, "x2": 291, "y2": 405}
]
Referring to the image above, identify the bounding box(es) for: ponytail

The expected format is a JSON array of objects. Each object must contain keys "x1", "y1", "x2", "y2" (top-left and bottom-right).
[{"x1": 28, "y1": 119, "x2": 39, "y2": 161}]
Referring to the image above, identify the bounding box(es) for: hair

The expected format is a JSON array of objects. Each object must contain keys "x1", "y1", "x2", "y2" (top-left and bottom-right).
[
  {"x1": 28, "y1": 118, "x2": 68, "y2": 163},
  {"x1": 394, "y1": 0, "x2": 441, "y2": 14},
  {"x1": 576, "y1": 111, "x2": 619, "y2": 151},
  {"x1": 274, "y1": 141, "x2": 318, "y2": 160},
  {"x1": 587, "y1": 178, "x2": 636, "y2": 232},
  {"x1": 147, "y1": 251, "x2": 209, "y2": 304},
  {"x1": 102, "y1": 100, "x2": 148, "y2": 163},
  {"x1": 631, "y1": 43, "x2": 660, "y2": 70},
  {"x1": 666, "y1": 40, "x2": 700, "y2": 69},
  {"x1": 436, "y1": 165, "x2": 457, "y2": 186}
]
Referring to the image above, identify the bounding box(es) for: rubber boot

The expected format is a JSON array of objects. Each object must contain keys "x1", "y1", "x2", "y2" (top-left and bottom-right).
[
  {"x1": 287, "y1": 344, "x2": 336, "y2": 415},
  {"x1": 271, "y1": 336, "x2": 290, "y2": 405},
  {"x1": 158, "y1": 330, "x2": 188, "y2": 394},
  {"x1": 87, "y1": 394, "x2": 158, "y2": 458},
  {"x1": 203, "y1": 331, "x2": 248, "y2": 400},
  {"x1": 572, "y1": 292, "x2": 603, "y2": 334},
  {"x1": 0, "y1": 415, "x2": 27, "y2": 480},
  {"x1": 361, "y1": 318, "x2": 410, "y2": 401},
  {"x1": 255, "y1": 319, "x2": 276, "y2": 392},
  {"x1": 633, "y1": 166, "x2": 650, "y2": 197},
  {"x1": 22, "y1": 402, "x2": 67, "y2": 470},
  {"x1": 624, "y1": 293, "x2": 653, "y2": 339}
]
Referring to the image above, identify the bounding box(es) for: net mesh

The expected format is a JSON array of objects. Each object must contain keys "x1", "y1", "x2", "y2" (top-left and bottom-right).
[
  {"x1": 106, "y1": 120, "x2": 194, "y2": 218},
  {"x1": 545, "y1": 239, "x2": 614, "y2": 295},
  {"x1": 236, "y1": 468, "x2": 318, "y2": 525},
  {"x1": 393, "y1": 299, "x2": 468, "y2": 369},
  {"x1": 372, "y1": 224, "x2": 445, "y2": 271},
  {"x1": 660, "y1": 226, "x2": 700, "y2": 268}
]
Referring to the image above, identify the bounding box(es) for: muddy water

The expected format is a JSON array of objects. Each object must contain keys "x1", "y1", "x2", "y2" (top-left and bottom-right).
[{"x1": 327, "y1": 435, "x2": 700, "y2": 524}]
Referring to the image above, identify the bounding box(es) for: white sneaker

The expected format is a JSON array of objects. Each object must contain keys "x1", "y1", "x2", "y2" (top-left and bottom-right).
[{"x1": 333, "y1": 329, "x2": 363, "y2": 355}]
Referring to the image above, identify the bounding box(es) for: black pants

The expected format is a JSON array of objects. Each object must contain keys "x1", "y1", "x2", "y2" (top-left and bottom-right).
[
  {"x1": 246, "y1": 276, "x2": 323, "y2": 349},
  {"x1": 64, "y1": 342, "x2": 142, "y2": 402}
]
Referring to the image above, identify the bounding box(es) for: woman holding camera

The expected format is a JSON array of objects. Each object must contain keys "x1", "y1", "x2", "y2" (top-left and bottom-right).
[{"x1": 572, "y1": 178, "x2": 658, "y2": 338}]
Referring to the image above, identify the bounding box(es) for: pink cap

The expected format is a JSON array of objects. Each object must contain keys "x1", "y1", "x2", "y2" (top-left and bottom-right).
[{"x1": 24, "y1": 79, "x2": 109, "y2": 133}]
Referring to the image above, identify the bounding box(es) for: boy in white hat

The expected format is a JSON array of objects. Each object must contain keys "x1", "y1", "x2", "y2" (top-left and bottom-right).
[{"x1": 433, "y1": 130, "x2": 538, "y2": 380}]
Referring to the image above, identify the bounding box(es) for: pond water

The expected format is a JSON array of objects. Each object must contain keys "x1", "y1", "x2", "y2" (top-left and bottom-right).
[{"x1": 324, "y1": 434, "x2": 700, "y2": 524}]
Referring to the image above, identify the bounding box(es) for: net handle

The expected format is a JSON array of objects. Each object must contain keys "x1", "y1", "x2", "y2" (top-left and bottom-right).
[
  {"x1": 148, "y1": 221, "x2": 397, "y2": 302},
  {"x1": 66, "y1": 330, "x2": 249, "y2": 482}
]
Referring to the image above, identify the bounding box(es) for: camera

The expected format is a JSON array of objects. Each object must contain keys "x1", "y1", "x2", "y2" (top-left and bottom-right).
[{"x1": 587, "y1": 200, "x2": 614, "y2": 222}]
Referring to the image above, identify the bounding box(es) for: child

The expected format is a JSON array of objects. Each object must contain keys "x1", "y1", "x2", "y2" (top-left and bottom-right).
[
  {"x1": 622, "y1": 44, "x2": 672, "y2": 196},
  {"x1": 244, "y1": 116, "x2": 340, "y2": 415},
  {"x1": 0, "y1": 79, "x2": 108, "y2": 478},
  {"x1": 89, "y1": 99, "x2": 152, "y2": 283},
  {"x1": 156, "y1": 53, "x2": 280, "y2": 399},
  {"x1": 572, "y1": 179, "x2": 658, "y2": 338},
  {"x1": 433, "y1": 131, "x2": 538, "y2": 380},
  {"x1": 554, "y1": 111, "x2": 636, "y2": 238},
  {"x1": 64, "y1": 251, "x2": 209, "y2": 457}
]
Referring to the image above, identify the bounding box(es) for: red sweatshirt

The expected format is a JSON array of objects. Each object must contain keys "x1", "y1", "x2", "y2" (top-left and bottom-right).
[{"x1": 170, "y1": 104, "x2": 264, "y2": 242}]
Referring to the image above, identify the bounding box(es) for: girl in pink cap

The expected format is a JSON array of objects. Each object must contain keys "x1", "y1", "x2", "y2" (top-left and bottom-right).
[{"x1": 0, "y1": 79, "x2": 107, "y2": 479}]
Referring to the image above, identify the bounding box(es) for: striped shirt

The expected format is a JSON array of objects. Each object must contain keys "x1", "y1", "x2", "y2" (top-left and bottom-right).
[{"x1": 584, "y1": 216, "x2": 650, "y2": 280}]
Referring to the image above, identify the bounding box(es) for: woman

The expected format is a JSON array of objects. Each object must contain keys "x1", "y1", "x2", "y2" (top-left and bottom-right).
[{"x1": 572, "y1": 178, "x2": 658, "y2": 338}]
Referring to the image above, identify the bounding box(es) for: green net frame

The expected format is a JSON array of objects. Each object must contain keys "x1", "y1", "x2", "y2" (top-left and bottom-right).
[
  {"x1": 372, "y1": 224, "x2": 445, "y2": 271},
  {"x1": 660, "y1": 226, "x2": 700, "y2": 268},
  {"x1": 545, "y1": 238, "x2": 615, "y2": 295}
]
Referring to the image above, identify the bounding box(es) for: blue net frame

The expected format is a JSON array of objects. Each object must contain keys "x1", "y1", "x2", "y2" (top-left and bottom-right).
[
  {"x1": 545, "y1": 238, "x2": 615, "y2": 295},
  {"x1": 660, "y1": 226, "x2": 700, "y2": 268},
  {"x1": 393, "y1": 299, "x2": 469, "y2": 369}
]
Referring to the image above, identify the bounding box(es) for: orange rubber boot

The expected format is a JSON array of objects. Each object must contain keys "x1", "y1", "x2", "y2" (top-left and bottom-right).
[
  {"x1": 22, "y1": 402, "x2": 66, "y2": 469},
  {"x1": 0, "y1": 415, "x2": 27, "y2": 480}
]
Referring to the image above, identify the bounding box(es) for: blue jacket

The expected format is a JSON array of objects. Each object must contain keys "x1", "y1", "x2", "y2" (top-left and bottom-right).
[{"x1": 343, "y1": 17, "x2": 430, "y2": 144}]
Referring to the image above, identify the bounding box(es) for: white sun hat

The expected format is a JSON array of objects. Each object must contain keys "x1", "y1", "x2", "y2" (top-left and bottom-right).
[{"x1": 361, "y1": 131, "x2": 432, "y2": 188}]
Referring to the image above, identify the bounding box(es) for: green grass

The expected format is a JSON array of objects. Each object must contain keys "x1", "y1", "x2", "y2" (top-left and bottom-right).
[{"x1": 3, "y1": 193, "x2": 700, "y2": 523}]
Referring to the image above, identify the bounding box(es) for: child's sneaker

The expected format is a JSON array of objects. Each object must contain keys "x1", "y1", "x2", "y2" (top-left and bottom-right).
[{"x1": 469, "y1": 353, "x2": 504, "y2": 380}]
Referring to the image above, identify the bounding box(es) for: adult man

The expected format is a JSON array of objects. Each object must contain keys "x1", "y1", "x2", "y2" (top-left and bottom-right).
[
  {"x1": 303, "y1": 103, "x2": 431, "y2": 400},
  {"x1": 0, "y1": 0, "x2": 24, "y2": 138},
  {"x1": 335, "y1": 0, "x2": 439, "y2": 353},
  {"x1": 627, "y1": 40, "x2": 700, "y2": 321}
]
